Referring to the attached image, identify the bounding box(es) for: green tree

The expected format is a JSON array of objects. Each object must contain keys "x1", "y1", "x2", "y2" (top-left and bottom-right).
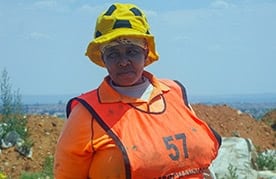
[
  {"x1": 0, "y1": 68, "x2": 27, "y2": 138},
  {"x1": 0, "y1": 69, "x2": 13, "y2": 119}
]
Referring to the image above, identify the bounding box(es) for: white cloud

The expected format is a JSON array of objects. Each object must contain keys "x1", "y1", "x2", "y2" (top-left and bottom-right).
[
  {"x1": 144, "y1": 10, "x2": 158, "y2": 18},
  {"x1": 76, "y1": 4, "x2": 106, "y2": 14},
  {"x1": 172, "y1": 35, "x2": 190, "y2": 42},
  {"x1": 33, "y1": 0, "x2": 58, "y2": 9},
  {"x1": 26, "y1": 32, "x2": 52, "y2": 40},
  {"x1": 207, "y1": 44, "x2": 223, "y2": 52},
  {"x1": 210, "y1": 0, "x2": 232, "y2": 9},
  {"x1": 31, "y1": 0, "x2": 70, "y2": 13}
]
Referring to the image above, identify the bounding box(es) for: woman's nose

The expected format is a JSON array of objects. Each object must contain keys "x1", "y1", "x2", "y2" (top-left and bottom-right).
[{"x1": 118, "y1": 54, "x2": 131, "y2": 66}]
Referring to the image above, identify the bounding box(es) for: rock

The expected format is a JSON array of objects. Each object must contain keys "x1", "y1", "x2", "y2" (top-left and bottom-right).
[
  {"x1": 211, "y1": 137, "x2": 276, "y2": 178},
  {"x1": 15, "y1": 139, "x2": 33, "y2": 158},
  {"x1": 15, "y1": 145, "x2": 33, "y2": 159},
  {"x1": 1, "y1": 131, "x2": 21, "y2": 148},
  {"x1": 257, "y1": 171, "x2": 276, "y2": 179}
]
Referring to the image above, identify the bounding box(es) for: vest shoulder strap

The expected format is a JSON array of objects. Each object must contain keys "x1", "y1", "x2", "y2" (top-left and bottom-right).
[{"x1": 173, "y1": 80, "x2": 190, "y2": 109}]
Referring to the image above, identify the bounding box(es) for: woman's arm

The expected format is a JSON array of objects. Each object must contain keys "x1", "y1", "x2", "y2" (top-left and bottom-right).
[{"x1": 54, "y1": 103, "x2": 93, "y2": 179}]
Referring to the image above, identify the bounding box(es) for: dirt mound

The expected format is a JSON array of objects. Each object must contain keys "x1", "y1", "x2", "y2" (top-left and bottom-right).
[
  {"x1": 0, "y1": 115, "x2": 64, "y2": 178},
  {"x1": 260, "y1": 108, "x2": 276, "y2": 130},
  {"x1": 0, "y1": 104, "x2": 275, "y2": 178},
  {"x1": 192, "y1": 104, "x2": 275, "y2": 150}
]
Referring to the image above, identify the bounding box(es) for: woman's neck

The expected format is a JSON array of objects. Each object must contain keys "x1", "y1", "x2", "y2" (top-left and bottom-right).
[{"x1": 110, "y1": 77, "x2": 153, "y2": 100}]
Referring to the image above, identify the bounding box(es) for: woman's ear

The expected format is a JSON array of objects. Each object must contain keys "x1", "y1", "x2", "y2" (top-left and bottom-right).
[
  {"x1": 144, "y1": 48, "x2": 149, "y2": 60},
  {"x1": 101, "y1": 53, "x2": 106, "y2": 65}
]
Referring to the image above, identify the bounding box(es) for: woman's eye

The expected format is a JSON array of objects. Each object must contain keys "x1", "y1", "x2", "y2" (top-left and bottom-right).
[
  {"x1": 127, "y1": 49, "x2": 139, "y2": 56},
  {"x1": 107, "y1": 52, "x2": 119, "y2": 59}
]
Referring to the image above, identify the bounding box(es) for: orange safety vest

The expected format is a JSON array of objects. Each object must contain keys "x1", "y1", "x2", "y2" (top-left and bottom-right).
[{"x1": 67, "y1": 79, "x2": 221, "y2": 179}]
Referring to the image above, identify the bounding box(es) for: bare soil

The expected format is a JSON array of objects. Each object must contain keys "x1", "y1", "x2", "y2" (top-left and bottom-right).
[{"x1": 0, "y1": 104, "x2": 275, "y2": 178}]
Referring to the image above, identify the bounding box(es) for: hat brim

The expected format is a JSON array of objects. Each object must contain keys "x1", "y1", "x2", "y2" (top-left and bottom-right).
[{"x1": 85, "y1": 28, "x2": 159, "y2": 67}]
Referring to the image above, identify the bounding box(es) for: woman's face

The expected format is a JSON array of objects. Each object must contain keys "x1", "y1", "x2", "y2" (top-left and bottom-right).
[{"x1": 102, "y1": 44, "x2": 148, "y2": 86}]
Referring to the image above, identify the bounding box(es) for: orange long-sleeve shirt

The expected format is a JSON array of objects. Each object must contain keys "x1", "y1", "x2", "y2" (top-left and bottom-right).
[{"x1": 54, "y1": 71, "x2": 220, "y2": 178}]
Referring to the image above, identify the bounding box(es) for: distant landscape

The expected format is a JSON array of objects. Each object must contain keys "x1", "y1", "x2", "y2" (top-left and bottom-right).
[
  {"x1": 22, "y1": 93, "x2": 276, "y2": 119},
  {"x1": 189, "y1": 93, "x2": 276, "y2": 119},
  {"x1": 22, "y1": 93, "x2": 276, "y2": 104}
]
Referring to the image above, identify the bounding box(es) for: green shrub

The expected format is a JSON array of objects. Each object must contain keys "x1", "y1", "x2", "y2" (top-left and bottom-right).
[
  {"x1": 256, "y1": 150, "x2": 276, "y2": 170},
  {"x1": 20, "y1": 173, "x2": 41, "y2": 179},
  {"x1": 0, "y1": 171, "x2": 7, "y2": 179},
  {"x1": 20, "y1": 155, "x2": 54, "y2": 179},
  {"x1": 225, "y1": 163, "x2": 238, "y2": 179}
]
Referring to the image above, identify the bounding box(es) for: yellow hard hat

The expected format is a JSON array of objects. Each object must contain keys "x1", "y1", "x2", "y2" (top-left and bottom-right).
[{"x1": 85, "y1": 3, "x2": 159, "y2": 67}]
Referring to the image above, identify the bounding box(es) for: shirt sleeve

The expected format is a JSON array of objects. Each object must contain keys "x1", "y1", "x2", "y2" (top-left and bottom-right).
[{"x1": 54, "y1": 103, "x2": 93, "y2": 179}]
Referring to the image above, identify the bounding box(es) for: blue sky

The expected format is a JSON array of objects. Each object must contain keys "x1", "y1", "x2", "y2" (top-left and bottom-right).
[{"x1": 0, "y1": 0, "x2": 276, "y2": 96}]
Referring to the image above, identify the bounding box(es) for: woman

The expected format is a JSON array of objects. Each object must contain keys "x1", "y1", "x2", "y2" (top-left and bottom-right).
[{"x1": 54, "y1": 3, "x2": 221, "y2": 179}]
